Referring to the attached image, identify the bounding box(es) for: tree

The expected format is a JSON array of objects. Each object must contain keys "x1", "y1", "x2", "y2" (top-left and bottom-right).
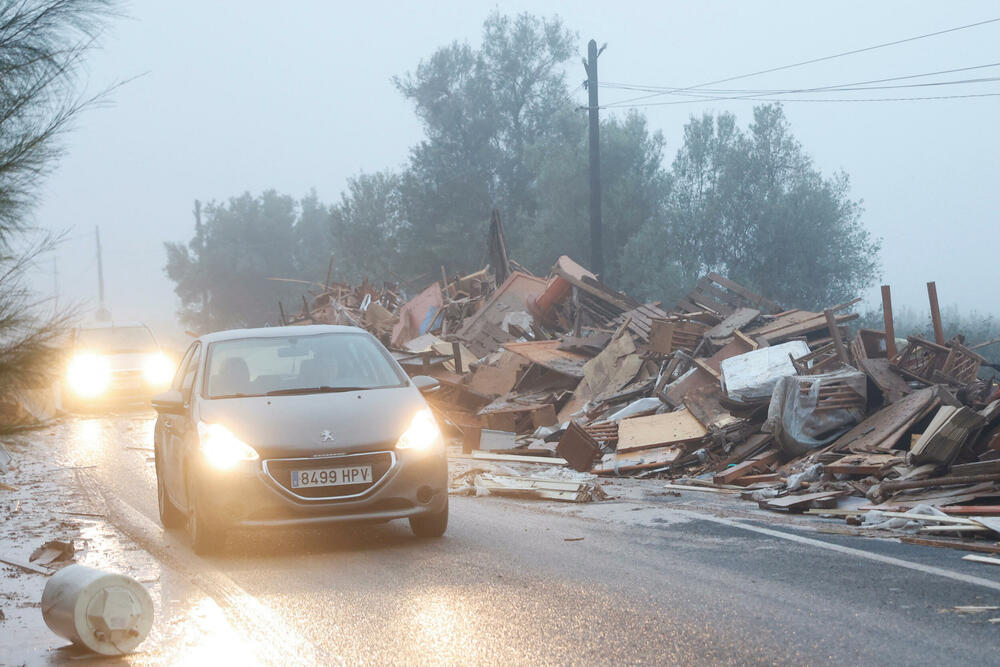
[
  {"x1": 329, "y1": 171, "x2": 404, "y2": 284},
  {"x1": 624, "y1": 104, "x2": 881, "y2": 309},
  {"x1": 394, "y1": 11, "x2": 576, "y2": 276},
  {"x1": 523, "y1": 110, "x2": 672, "y2": 287},
  {"x1": 293, "y1": 188, "x2": 334, "y2": 282},
  {"x1": 165, "y1": 191, "x2": 303, "y2": 331},
  {"x1": 0, "y1": 0, "x2": 113, "y2": 409}
]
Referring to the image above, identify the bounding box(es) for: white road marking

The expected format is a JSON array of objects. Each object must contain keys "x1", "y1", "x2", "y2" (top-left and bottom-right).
[{"x1": 672, "y1": 509, "x2": 1000, "y2": 594}]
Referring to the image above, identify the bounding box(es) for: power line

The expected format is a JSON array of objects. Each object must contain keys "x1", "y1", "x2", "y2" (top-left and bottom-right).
[
  {"x1": 607, "y1": 91, "x2": 1000, "y2": 108},
  {"x1": 605, "y1": 16, "x2": 1000, "y2": 107},
  {"x1": 601, "y1": 75, "x2": 1000, "y2": 108},
  {"x1": 600, "y1": 60, "x2": 1000, "y2": 97}
]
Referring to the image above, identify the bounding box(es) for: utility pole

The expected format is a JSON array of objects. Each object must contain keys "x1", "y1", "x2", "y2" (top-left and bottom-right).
[
  {"x1": 585, "y1": 39, "x2": 605, "y2": 278},
  {"x1": 194, "y1": 199, "x2": 208, "y2": 313},
  {"x1": 95, "y1": 226, "x2": 110, "y2": 322}
]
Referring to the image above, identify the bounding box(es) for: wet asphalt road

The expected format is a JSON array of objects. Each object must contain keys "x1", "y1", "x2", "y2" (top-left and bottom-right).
[{"x1": 39, "y1": 413, "x2": 1000, "y2": 665}]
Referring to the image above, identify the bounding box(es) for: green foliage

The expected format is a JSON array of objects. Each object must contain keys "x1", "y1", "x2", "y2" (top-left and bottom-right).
[
  {"x1": 624, "y1": 105, "x2": 881, "y2": 310},
  {"x1": 292, "y1": 189, "x2": 334, "y2": 282},
  {"x1": 524, "y1": 110, "x2": 672, "y2": 287},
  {"x1": 329, "y1": 172, "x2": 404, "y2": 284},
  {"x1": 393, "y1": 11, "x2": 576, "y2": 276},
  {"x1": 165, "y1": 191, "x2": 307, "y2": 331}
]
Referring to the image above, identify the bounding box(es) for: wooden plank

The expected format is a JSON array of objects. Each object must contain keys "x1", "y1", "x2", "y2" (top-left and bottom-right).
[
  {"x1": 759, "y1": 490, "x2": 846, "y2": 512},
  {"x1": 881, "y1": 285, "x2": 898, "y2": 359},
  {"x1": 713, "y1": 449, "x2": 779, "y2": 485},
  {"x1": 825, "y1": 453, "x2": 903, "y2": 476},
  {"x1": 705, "y1": 273, "x2": 783, "y2": 313},
  {"x1": 704, "y1": 307, "x2": 761, "y2": 342},
  {"x1": 0, "y1": 555, "x2": 52, "y2": 575},
  {"x1": 927, "y1": 281, "x2": 945, "y2": 345},
  {"x1": 963, "y1": 554, "x2": 1000, "y2": 567},
  {"x1": 900, "y1": 536, "x2": 1000, "y2": 555},
  {"x1": 825, "y1": 309, "x2": 849, "y2": 364},
  {"x1": 937, "y1": 505, "x2": 1000, "y2": 515},
  {"x1": 663, "y1": 483, "x2": 741, "y2": 494},
  {"x1": 858, "y1": 358, "x2": 913, "y2": 404},
  {"x1": 454, "y1": 451, "x2": 568, "y2": 465},
  {"x1": 683, "y1": 385, "x2": 742, "y2": 431},
  {"x1": 831, "y1": 386, "x2": 940, "y2": 453},
  {"x1": 616, "y1": 409, "x2": 708, "y2": 453},
  {"x1": 910, "y1": 406, "x2": 985, "y2": 466},
  {"x1": 730, "y1": 473, "x2": 781, "y2": 487}
]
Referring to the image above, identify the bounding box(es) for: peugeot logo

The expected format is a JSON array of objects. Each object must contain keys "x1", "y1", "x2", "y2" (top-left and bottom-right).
[{"x1": 321, "y1": 430, "x2": 335, "y2": 442}]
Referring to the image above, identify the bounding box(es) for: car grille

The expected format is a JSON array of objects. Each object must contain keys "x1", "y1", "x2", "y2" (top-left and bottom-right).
[{"x1": 263, "y1": 451, "x2": 395, "y2": 500}]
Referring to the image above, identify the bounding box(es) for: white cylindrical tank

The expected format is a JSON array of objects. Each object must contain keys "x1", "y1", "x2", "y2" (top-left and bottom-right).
[{"x1": 40, "y1": 564, "x2": 153, "y2": 656}]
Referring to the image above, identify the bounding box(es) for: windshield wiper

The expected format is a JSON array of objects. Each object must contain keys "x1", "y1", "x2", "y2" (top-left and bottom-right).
[{"x1": 265, "y1": 386, "x2": 369, "y2": 396}]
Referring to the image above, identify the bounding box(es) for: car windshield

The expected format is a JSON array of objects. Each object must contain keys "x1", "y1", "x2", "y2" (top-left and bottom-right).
[
  {"x1": 204, "y1": 332, "x2": 407, "y2": 398},
  {"x1": 76, "y1": 326, "x2": 157, "y2": 353}
]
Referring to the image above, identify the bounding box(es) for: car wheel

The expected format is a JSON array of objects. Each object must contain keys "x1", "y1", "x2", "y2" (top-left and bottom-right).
[
  {"x1": 155, "y1": 451, "x2": 184, "y2": 529},
  {"x1": 186, "y1": 476, "x2": 224, "y2": 555},
  {"x1": 409, "y1": 498, "x2": 448, "y2": 538}
]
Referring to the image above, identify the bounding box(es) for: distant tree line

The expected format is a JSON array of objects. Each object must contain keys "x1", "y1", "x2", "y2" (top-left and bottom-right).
[{"x1": 166, "y1": 12, "x2": 881, "y2": 332}]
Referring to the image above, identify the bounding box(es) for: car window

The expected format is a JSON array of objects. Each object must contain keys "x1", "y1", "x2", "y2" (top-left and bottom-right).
[
  {"x1": 76, "y1": 326, "x2": 157, "y2": 353},
  {"x1": 179, "y1": 343, "x2": 201, "y2": 402},
  {"x1": 204, "y1": 332, "x2": 406, "y2": 398},
  {"x1": 171, "y1": 343, "x2": 198, "y2": 392}
]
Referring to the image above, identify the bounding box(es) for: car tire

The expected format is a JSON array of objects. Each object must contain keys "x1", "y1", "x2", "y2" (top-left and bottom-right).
[
  {"x1": 155, "y1": 452, "x2": 184, "y2": 529},
  {"x1": 409, "y1": 499, "x2": 448, "y2": 538},
  {"x1": 187, "y1": 476, "x2": 224, "y2": 555}
]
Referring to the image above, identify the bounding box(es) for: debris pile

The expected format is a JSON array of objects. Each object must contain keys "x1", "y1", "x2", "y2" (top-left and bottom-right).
[{"x1": 286, "y1": 214, "x2": 1000, "y2": 552}]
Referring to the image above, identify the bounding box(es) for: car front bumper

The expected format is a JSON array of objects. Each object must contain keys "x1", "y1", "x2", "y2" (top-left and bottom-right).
[
  {"x1": 62, "y1": 370, "x2": 162, "y2": 407},
  {"x1": 192, "y1": 448, "x2": 448, "y2": 529}
]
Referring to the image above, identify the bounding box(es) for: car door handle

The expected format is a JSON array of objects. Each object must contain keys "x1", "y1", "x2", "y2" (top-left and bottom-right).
[{"x1": 163, "y1": 419, "x2": 173, "y2": 428}]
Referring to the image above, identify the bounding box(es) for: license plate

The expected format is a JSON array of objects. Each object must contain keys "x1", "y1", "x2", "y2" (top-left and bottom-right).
[{"x1": 291, "y1": 465, "x2": 373, "y2": 489}]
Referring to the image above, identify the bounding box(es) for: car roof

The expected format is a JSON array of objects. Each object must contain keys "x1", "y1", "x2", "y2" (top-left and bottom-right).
[{"x1": 196, "y1": 324, "x2": 370, "y2": 345}]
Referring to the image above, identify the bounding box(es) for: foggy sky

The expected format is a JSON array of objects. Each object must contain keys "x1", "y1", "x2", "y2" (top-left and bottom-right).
[{"x1": 27, "y1": 1, "x2": 1000, "y2": 338}]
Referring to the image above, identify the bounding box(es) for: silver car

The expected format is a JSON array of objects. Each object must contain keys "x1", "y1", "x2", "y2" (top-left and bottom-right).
[{"x1": 152, "y1": 325, "x2": 448, "y2": 553}]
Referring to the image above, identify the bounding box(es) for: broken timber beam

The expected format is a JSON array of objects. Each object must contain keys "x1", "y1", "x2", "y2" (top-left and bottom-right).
[
  {"x1": 881, "y1": 285, "x2": 898, "y2": 359},
  {"x1": 927, "y1": 281, "x2": 945, "y2": 345}
]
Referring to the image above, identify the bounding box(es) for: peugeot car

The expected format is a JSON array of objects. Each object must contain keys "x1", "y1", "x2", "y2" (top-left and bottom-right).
[
  {"x1": 62, "y1": 321, "x2": 175, "y2": 410},
  {"x1": 151, "y1": 325, "x2": 448, "y2": 553}
]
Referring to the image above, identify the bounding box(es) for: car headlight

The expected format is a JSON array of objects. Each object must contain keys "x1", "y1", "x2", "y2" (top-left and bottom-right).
[
  {"x1": 395, "y1": 408, "x2": 442, "y2": 451},
  {"x1": 66, "y1": 354, "x2": 111, "y2": 397},
  {"x1": 198, "y1": 422, "x2": 259, "y2": 470},
  {"x1": 143, "y1": 353, "x2": 174, "y2": 386}
]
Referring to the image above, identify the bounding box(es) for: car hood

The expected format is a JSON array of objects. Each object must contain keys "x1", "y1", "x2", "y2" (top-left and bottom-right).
[{"x1": 196, "y1": 385, "x2": 427, "y2": 458}]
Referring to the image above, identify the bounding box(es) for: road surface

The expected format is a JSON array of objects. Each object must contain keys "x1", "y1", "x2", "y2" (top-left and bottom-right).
[{"x1": 21, "y1": 413, "x2": 1000, "y2": 664}]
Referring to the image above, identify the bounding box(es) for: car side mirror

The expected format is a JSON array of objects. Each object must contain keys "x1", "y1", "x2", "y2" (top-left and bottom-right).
[
  {"x1": 152, "y1": 389, "x2": 185, "y2": 414},
  {"x1": 412, "y1": 375, "x2": 440, "y2": 394}
]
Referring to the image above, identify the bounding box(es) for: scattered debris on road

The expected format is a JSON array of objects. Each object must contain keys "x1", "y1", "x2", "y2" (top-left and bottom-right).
[{"x1": 281, "y1": 213, "x2": 1000, "y2": 553}]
